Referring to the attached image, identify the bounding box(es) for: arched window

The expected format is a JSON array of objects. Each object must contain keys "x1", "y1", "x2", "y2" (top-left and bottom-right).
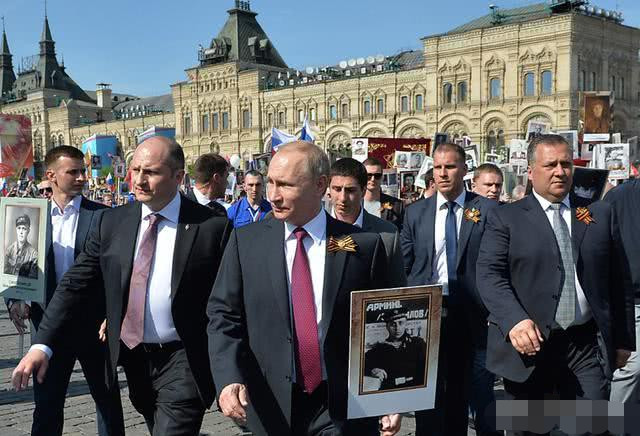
[
  {"x1": 58, "y1": 134, "x2": 64, "y2": 145},
  {"x1": 487, "y1": 130, "x2": 496, "y2": 150},
  {"x1": 457, "y1": 82, "x2": 467, "y2": 103},
  {"x1": 415, "y1": 94, "x2": 423, "y2": 111},
  {"x1": 524, "y1": 73, "x2": 535, "y2": 96},
  {"x1": 377, "y1": 98, "x2": 385, "y2": 114},
  {"x1": 401, "y1": 96, "x2": 409, "y2": 112},
  {"x1": 541, "y1": 71, "x2": 552, "y2": 95},
  {"x1": 579, "y1": 71, "x2": 586, "y2": 91},
  {"x1": 243, "y1": 110, "x2": 251, "y2": 128},
  {"x1": 329, "y1": 105, "x2": 337, "y2": 120},
  {"x1": 490, "y1": 78, "x2": 502, "y2": 99},
  {"x1": 363, "y1": 99, "x2": 371, "y2": 114},
  {"x1": 496, "y1": 129, "x2": 505, "y2": 147},
  {"x1": 443, "y1": 83, "x2": 453, "y2": 104}
]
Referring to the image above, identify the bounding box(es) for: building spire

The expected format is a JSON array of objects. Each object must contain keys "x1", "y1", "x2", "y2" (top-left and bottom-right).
[{"x1": 1, "y1": 17, "x2": 11, "y2": 57}]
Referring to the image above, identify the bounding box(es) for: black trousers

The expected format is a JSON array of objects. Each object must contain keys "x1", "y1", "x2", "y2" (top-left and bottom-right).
[
  {"x1": 32, "y1": 335, "x2": 124, "y2": 436},
  {"x1": 415, "y1": 307, "x2": 473, "y2": 436},
  {"x1": 120, "y1": 342, "x2": 205, "y2": 436},
  {"x1": 291, "y1": 382, "x2": 378, "y2": 436},
  {"x1": 502, "y1": 321, "x2": 609, "y2": 436}
]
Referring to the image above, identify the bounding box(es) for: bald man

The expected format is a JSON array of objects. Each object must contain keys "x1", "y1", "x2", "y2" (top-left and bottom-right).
[
  {"x1": 208, "y1": 141, "x2": 403, "y2": 435},
  {"x1": 13, "y1": 137, "x2": 232, "y2": 435}
]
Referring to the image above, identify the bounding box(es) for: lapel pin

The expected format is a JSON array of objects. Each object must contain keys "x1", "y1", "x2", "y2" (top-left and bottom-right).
[{"x1": 185, "y1": 224, "x2": 190, "y2": 230}]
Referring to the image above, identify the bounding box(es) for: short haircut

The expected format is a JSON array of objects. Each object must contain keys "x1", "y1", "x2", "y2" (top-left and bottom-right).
[
  {"x1": 433, "y1": 143, "x2": 466, "y2": 164},
  {"x1": 330, "y1": 158, "x2": 368, "y2": 190},
  {"x1": 362, "y1": 157, "x2": 384, "y2": 169},
  {"x1": 165, "y1": 139, "x2": 185, "y2": 171},
  {"x1": 44, "y1": 145, "x2": 84, "y2": 169},
  {"x1": 473, "y1": 163, "x2": 503, "y2": 182},
  {"x1": 244, "y1": 169, "x2": 263, "y2": 180},
  {"x1": 527, "y1": 134, "x2": 572, "y2": 166},
  {"x1": 193, "y1": 153, "x2": 229, "y2": 184},
  {"x1": 278, "y1": 141, "x2": 330, "y2": 180},
  {"x1": 424, "y1": 168, "x2": 434, "y2": 185}
]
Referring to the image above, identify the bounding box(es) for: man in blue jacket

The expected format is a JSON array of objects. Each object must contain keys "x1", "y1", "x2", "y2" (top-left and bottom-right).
[{"x1": 227, "y1": 170, "x2": 271, "y2": 227}]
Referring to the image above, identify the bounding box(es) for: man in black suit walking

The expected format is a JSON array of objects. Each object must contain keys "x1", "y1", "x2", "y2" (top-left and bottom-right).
[
  {"x1": 401, "y1": 143, "x2": 498, "y2": 436},
  {"x1": 208, "y1": 141, "x2": 403, "y2": 436},
  {"x1": 6, "y1": 145, "x2": 122, "y2": 436},
  {"x1": 477, "y1": 134, "x2": 635, "y2": 435},
  {"x1": 12, "y1": 137, "x2": 232, "y2": 436},
  {"x1": 606, "y1": 178, "x2": 640, "y2": 404},
  {"x1": 184, "y1": 152, "x2": 230, "y2": 217}
]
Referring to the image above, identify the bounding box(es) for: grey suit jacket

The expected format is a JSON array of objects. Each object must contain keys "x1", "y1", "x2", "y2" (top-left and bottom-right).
[{"x1": 361, "y1": 210, "x2": 407, "y2": 287}]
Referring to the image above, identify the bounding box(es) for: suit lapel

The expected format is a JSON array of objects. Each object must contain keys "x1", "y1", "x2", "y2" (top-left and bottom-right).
[
  {"x1": 321, "y1": 216, "x2": 348, "y2": 338},
  {"x1": 423, "y1": 196, "x2": 436, "y2": 268},
  {"x1": 74, "y1": 199, "x2": 92, "y2": 259},
  {"x1": 456, "y1": 192, "x2": 475, "y2": 269},
  {"x1": 570, "y1": 206, "x2": 588, "y2": 262},
  {"x1": 265, "y1": 219, "x2": 291, "y2": 330},
  {"x1": 119, "y1": 203, "x2": 142, "y2": 304},
  {"x1": 45, "y1": 214, "x2": 56, "y2": 305},
  {"x1": 170, "y1": 202, "x2": 199, "y2": 298},
  {"x1": 521, "y1": 194, "x2": 558, "y2": 252}
]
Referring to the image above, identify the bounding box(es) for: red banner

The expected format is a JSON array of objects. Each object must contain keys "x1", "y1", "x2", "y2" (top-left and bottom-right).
[
  {"x1": 0, "y1": 114, "x2": 33, "y2": 178},
  {"x1": 365, "y1": 138, "x2": 431, "y2": 169}
]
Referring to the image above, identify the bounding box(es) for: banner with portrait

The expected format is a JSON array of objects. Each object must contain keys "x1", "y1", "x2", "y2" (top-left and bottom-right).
[
  {"x1": 0, "y1": 114, "x2": 34, "y2": 178},
  {"x1": 583, "y1": 94, "x2": 611, "y2": 142},
  {"x1": 597, "y1": 143, "x2": 629, "y2": 179},
  {"x1": 0, "y1": 198, "x2": 49, "y2": 303},
  {"x1": 364, "y1": 138, "x2": 431, "y2": 169},
  {"x1": 347, "y1": 285, "x2": 442, "y2": 418}
]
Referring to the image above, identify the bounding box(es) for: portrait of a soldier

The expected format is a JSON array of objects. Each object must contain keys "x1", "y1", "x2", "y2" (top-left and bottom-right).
[
  {"x1": 4, "y1": 214, "x2": 38, "y2": 279},
  {"x1": 364, "y1": 308, "x2": 427, "y2": 391}
]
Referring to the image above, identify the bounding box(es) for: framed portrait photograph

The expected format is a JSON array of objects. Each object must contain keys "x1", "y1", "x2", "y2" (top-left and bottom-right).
[
  {"x1": 526, "y1": 120, "x2": 550, "y2": 142},
  {"x1": 347, "y1": 285, "x2": 443, "y2": 418},
  {"x1": 599, "y1": 143, "x2": 629, "y2": 179},
  {"x1": 351, "y1": 138, "x2": 369, "y2": 162},
  {"x1": 433, "y1": 133, "x2": 449, "y2": 150},
  {"x1": 0, "y1": 197, "x2": 49, "y2": 303},
  {"x1": 408, "y1": 152, "x2": 425, "y2": 170},
  {"x1": 394, "y1": 151, "x2": 411, "y2": 169},
  {"x1": 399, "y1": 170, "x2": 418, "y2": 200},
  {"x1": 415, "y1": 156, "x2": 434, "y2": 189},
  {"x1": 583, "y1": 94, "x2": 610, "y2": 142},
  {"x1": 485, "y1": 153, "x2": 499, "y2": 164},
  {"x1": 572, "y1": 167, "x2": 610, "y2": 203}
]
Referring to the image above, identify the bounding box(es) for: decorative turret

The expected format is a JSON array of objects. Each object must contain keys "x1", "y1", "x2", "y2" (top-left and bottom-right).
[{"x1": 0, "y1": 20, "x2": 16, "y2": 98}]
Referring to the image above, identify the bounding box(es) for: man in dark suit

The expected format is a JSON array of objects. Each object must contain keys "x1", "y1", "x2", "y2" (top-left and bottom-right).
[
  {"x1": 12, "y1": 137, "x2": 232, "y2": 436},
  {"x1": 184, "y1": 152, "x2": 230, "y2": 217},
  {"x1": 477, "y1": 134, "x2": 634, "y2": 436},
  {"x1": 363, "y1": 157, "x2": 404, "y2": 230},
  {"x1": 401, "y1": 143, "x2": 498, "y2": 436},
  {"x1": 6, "y1": 145, "x2": 122, "y2": 436},
  {"x1": 605, "y1": 178, "x2": 640, "y2": 404},
  {"x1": 328, "y1": 157, "x2": 406, "y2": 287},
  {"x1": 208, "y1": 141, "x2": 403, "y2": 436}
]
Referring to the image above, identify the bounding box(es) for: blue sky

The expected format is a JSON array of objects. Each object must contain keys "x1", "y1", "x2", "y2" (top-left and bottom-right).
[{"x1": 2, "y1": 0, "x2": 638, "y2": 97}]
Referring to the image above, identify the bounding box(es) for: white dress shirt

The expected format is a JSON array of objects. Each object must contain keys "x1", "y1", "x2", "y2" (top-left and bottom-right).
[
  {"x1": 137, "y1": 192, "x2": 181, "y2": 343},
  {"x1": 432, "y1": 190, "x2": 465, "y2": 296},
  {"x1": 51, "y1": 195, "x2": 81, "y2": 283},
  {"x1": 192, "y1": 186, "x2": 212, "y2": 206},
  {"x1": 364, "y1": 199, "x2": 382, "y2": 218},
  {"x1": 532, "y1": 190, "x2": 592, "y2": 324},
  {"x1": 30, "y1": 195, "x2": 82, "y2": 358},
  {"x1": 284, "y1": 208, "x2": 327, "y2": 377}
]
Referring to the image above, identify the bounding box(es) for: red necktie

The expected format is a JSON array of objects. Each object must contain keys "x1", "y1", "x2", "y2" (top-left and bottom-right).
[
  {"x1": 121, "y1": 213, "x2": 162, "y2": 349},
  {"x1": 291, "y1": 227, "x2": 322, "y2": 393}
]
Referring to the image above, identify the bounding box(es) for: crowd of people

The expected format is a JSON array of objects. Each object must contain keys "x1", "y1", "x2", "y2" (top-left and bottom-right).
[{"x1": 4, "y1": 133, "x2": 639, "y2": 436}]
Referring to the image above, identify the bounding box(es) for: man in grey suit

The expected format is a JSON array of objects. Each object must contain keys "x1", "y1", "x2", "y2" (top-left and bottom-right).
[{"x1": 328, "y1": 158, "x2": 406, "y2": 287}]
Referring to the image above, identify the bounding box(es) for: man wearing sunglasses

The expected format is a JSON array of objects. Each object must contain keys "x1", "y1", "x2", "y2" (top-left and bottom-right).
[
  {"x1": 37, "y1": 181, "x2": 53, "y2": 199},
  {"x1": 363, "y1": 157, "x2": 405, "y2": 231}
]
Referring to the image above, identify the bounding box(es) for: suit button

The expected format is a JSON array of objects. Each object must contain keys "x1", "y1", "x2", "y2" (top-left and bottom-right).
[
  {"x1": 287, "y1": 337, "x2": 292, "y2": 343},
  {"x1": 285, "y1": 375, "x2": 292, "y2": 382}
]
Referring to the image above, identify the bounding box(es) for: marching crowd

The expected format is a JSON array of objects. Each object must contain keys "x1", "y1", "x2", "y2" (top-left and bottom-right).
[{"x1": 4, "y1": 133, "x2": 639, "y2": 436}]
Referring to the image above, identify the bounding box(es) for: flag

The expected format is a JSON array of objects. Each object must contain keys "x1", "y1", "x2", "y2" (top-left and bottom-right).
[
  {"x1": 106, "y1": 173, "x2": 115, "y2": 192},
  {"x1": 300, "y1": 119, "x2": 315, "y2": 143},
  {"x1": 270, "y1": 127, "x2": 296, "y2": 154}
]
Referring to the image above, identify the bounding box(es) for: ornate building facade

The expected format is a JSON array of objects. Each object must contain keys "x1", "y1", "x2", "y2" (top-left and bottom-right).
[{"x1": 1, "y1": 1, "x2": 639, "y2": 172}]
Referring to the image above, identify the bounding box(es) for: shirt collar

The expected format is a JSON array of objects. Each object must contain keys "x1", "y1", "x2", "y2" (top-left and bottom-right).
[
  {"x1": 532, "y1": 189, "x2": 570, "y2": 211},
  {"x1": 51, "y1": 195, "x2": 82, "y2": 216},
  {"x1": 284, "y1": 207, "x2": 327, "y2": 245},
  {"x1": 436, "y1": 189, "x2": 466, "y2": 210},
  {"x1": 141, "y1": 192, "x2": 181, "y2": 223},
  {"x1": 192, "y1": 186, "x2": 211, "y2": 206},
  {"x1": 329, "y1": 204, "x2": 364, "y2": 228}
]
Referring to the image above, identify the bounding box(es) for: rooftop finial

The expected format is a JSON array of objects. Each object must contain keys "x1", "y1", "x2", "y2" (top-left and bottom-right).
[
  {"x1": 1, "y1": 16, "x2": 5, "y2": 33},
  {"x1": 44, "y1": 0, "x2": 47, "y2": 18},
  {"x1": 234, "y1": 0, "x2": 251, "y2": 11}
]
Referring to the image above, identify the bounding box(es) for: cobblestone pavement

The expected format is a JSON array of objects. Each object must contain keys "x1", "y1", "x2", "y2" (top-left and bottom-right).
[{"x1": 0, "y1": 305, "x2": 429, "y2": 435}]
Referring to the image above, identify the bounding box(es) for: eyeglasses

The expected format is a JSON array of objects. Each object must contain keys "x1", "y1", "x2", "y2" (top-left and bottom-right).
[
  {"x1": 38, "y1": 188, "x2": 52, "y2": 194},
  {"x1": 367, "y1": 173, "x2": 383, "y2": 180}
]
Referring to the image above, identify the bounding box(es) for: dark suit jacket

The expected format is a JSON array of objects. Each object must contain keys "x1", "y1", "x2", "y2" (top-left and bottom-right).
[
  {"x1": 476, "y1": 195, "x2": 635, "y2": 383},
  {"x1": 379, "y1": 192, "x2": 404, "y2": 231},
  {"x1": 207, "y1": 214, "x2": 394, "y2": 435},
  {"x1": 604, "y1": 179, "x2": 640, "y2": 300},
  {"x1": 35, "y1": 196, "x2": 232, "y2": 408},
  {"x1": 6, "y1": 197, "x2": 107, "y2": 332},
  {"x1": 361, "y1": 210, "x2": 407, "y2": 287},
  {"x1": 400, "y1": 191, "x2": 497, "y2": 346},
  {"x1": 184, "y1": 188, "x2": 228, "y2": 218}
]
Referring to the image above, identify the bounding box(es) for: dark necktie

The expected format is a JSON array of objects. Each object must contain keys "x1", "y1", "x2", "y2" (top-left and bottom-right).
[
  {"x1": 550, "y1": 203, "x2": 577, "y2": 328},
  {"x1": 445, "y1": 201, "x2": 458, "y2": 294},
  {"x1": 291, "y1": 227, "x2": 322, "y2": 393},
  {"x1": 121, "y1": 213, "x2": 162, "y2": 349}
]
